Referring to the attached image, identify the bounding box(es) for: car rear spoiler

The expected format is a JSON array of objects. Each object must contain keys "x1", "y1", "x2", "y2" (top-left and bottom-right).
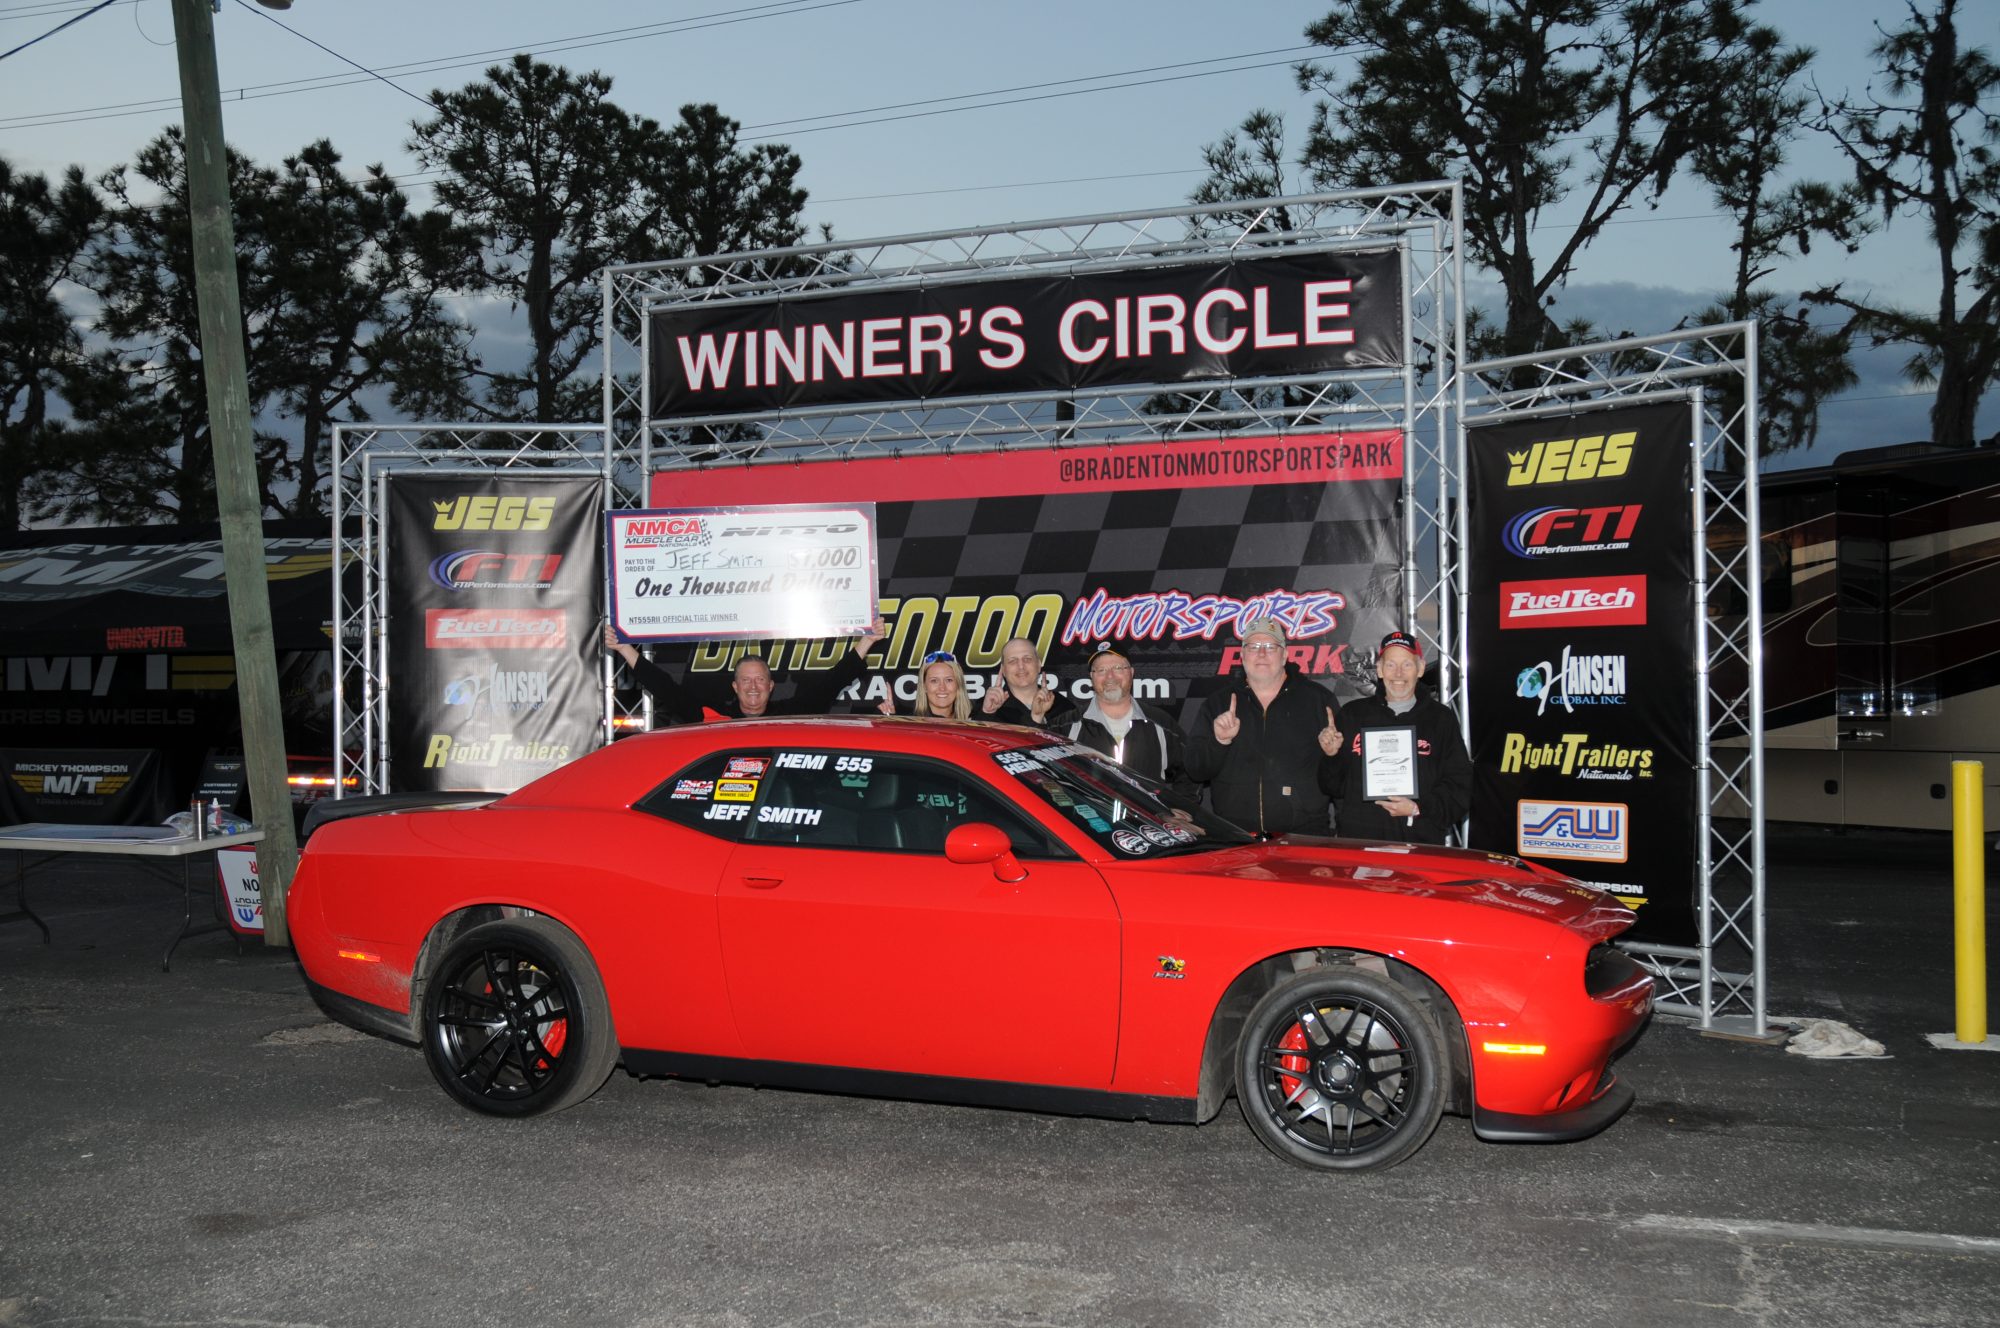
[{"x1": 299, "y1": 790, "x2": 496, "y2": 843}]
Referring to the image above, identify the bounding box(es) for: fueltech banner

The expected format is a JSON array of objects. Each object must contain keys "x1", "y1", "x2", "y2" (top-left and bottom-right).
[
  {"x1": 1465, "y1": 402, "x2": 1697, "y2": 944},
  {"x1": 647, "y1": 252, "x2": 1402, "y2": 418},
  {"x1": 386, "y1": 476, "x2": 605, "y2": 793},
  {"x1": 647, "y1": 431, "x2": 1403, "y2": 723}
]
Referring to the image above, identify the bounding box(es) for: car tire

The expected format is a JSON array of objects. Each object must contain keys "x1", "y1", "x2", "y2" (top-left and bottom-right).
[
  {"x1": 420, "y1": 918, "x2": 617, "y2": 1117},
  {"x1": 1236, "y1": 964, "x2": 1446, "y2": 1172}
]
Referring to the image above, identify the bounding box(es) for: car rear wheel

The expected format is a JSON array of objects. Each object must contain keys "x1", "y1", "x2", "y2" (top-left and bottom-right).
[
  {"x1": 1236, "y1": 965, "x2": 1446, "y2": 1172},
  {"x1": 420, "y1": 918, "x2": 617, "y2": 1117}
]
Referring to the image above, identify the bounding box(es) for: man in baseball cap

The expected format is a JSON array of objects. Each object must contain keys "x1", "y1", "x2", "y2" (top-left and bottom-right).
[
  {"x1": 1316, "y1": 626, "x2": 1472, "y2": 845},
  {"x1": 1046, "y1": 642, "x2": 1196, "y2": 802}
]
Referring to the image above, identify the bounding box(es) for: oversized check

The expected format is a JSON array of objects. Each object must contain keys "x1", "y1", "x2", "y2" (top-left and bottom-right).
[{"x1": 607, "y1": 504, "x2": 878, "y2": 642}]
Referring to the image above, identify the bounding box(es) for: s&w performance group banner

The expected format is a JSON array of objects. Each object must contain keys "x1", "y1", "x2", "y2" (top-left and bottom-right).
[
  {"x1": 647, "y1": 432, "x2": 1405, "y2": 723},
  {"x1": 648, "y1": 252, "x2": 1403, "y2": 418},
  {"x1": 1465, "y1": 402, "x2": 1699, "y2": 944},
  {"x1": 386, "y1": 476, "x2": 606, "y2": 792}
]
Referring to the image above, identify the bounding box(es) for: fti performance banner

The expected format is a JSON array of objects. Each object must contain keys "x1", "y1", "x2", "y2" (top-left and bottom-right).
[
  {"x1": 647, "y1": 431, "x2": 1404, "y2": 722},
  {"x1": 1465, "y1": 402, "x2": 1698, "y2": 944},
  {"x1": 386, "y1": 476, "x2": 606, "y2": 793},
  {"x1": 647, "y1": 252, "x2": 1403, "y2": 419}
]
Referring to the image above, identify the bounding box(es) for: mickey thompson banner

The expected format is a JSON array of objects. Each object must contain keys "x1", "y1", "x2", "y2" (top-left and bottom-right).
[
  {"x1": 646, "y1": 251, "x2": 1403, "y2": 419},
  {"x1": 386, "y1": 475, "x2": 605, "y2": 793},
  {"x1": 1465, "y1": 401, "x2": 1698, "y2": 946},
  {"x1": 647, "y1": 431, "x2": 1405, "y2": 728}
]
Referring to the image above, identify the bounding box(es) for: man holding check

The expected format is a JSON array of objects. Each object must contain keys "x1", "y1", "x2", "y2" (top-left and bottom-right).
[{"x1": 1317, "y1": 629, "x2": 1472, "y2": 846}]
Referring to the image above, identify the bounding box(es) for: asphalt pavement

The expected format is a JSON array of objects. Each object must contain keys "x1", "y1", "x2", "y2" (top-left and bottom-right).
[{"x1": 3, "y1": 825, "x2": 1996, "y2": 1328}]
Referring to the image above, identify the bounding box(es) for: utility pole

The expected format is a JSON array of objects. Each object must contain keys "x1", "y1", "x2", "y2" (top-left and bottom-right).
[{"x1": 170, "y1": 0, "x2": 299, "y2": 943}]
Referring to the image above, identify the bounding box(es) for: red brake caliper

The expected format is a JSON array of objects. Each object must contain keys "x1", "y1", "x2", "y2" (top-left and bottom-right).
[{"x1": 1277, "y1": 1021, "x2": 1311, "y2": 1098}]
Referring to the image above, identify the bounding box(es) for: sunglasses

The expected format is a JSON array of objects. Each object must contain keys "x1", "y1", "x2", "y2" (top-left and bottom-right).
[{"x1": 922, "y1": 650, "x2": 958, "y2": 665}]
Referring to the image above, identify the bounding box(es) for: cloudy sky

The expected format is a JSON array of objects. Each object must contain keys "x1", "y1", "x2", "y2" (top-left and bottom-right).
[{"x1": 3, "y1": 0, "x2": 1990, "y2": 468}]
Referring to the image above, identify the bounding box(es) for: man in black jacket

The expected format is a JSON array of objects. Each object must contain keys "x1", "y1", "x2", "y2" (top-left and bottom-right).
[
  {"x1": 1048, "y1": 643, "x2": 1196, "y2": 802},
  {"x1": 1184, "y1": 617, "x2": 1337, "y2": 834},
  {"x1": 1318, "y1": 629, "x2": 1471, "y2": 845},
  {"x1": 603, "y1": 619, "x2": 885, "y2": 723}
]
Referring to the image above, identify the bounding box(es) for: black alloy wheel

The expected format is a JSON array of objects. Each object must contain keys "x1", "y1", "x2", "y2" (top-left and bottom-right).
[
  {"x1": 420, "y1": 918, "x2": 617, "y2": 1117},
  {"x1": 1236, "y1": 965, "x2": 1446, "y2": 1172}
]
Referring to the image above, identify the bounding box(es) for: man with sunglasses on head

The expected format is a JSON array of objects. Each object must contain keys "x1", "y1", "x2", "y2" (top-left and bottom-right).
[
  {"x1": 603, "y1": 617, "x2": 887, "y2": 722},
  {"x1": 1046, "y1": 642, "x2": 1196, "y2": 802},
  {"x1": 1184, "y1": 616, "x2": 1337, "y2": 835}
]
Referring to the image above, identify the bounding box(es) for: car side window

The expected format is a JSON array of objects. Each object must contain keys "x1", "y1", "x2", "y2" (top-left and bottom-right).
[
  {"x1": 633, "y1": 750, "x2": 775, "y2": 842},
  {"x1": 745, "y1": 749, "x2": 1068, "y2": 859}
]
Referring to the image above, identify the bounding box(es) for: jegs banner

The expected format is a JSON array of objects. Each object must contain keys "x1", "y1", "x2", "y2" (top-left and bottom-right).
[
  {"x1": 608, "y1": 504, "x2": 878, "y2": 643},
  {"x1": 646, "y1": 431, "x2": 1404, "y2": 724},
  {"x1": 646, "y1": 252, "x2": 1403, "y2": 419},
  {"x1": 386, "y1": 475, "x2": 605, "y2": 793},
  {"x1": 1464, "y1": 401, "x2": 1698, "y2": 944}
]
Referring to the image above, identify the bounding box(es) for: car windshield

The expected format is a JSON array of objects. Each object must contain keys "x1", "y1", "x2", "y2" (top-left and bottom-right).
[{"x1": 993, "y1": 743, "x2": 1255, "y2": 859}]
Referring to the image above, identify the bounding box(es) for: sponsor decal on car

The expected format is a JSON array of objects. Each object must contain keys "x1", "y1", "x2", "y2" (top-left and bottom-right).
[
  {"x1": 1501, "y1": 504, "x2": 1642, "y2": 558},
  {"x1": 1110, "y1": 828, "x2": 1149, "y2": 855},
  {"x1": 1498, "y1": 575, "x2": 1646, "y2": 629},
  {"x1": 713, "y1": 778, "x2": 759, "y2": 802},
  {"x1": 1514, "y1": 647, "x2": 1628, "y2": 714},
  {"x1": 671, "y1": 779, "x2": 714, "y2": 800},
  {"x1": 1500, "y1": 731, "x2": 1654, "y2": 779},
  {"x1": 424, "y1": 607, "x2": 568, "y2": 649},
  {"x1": 427, "y1": 549, "x2": 566, "y2": 592},
  {"x1": 725, "y1": 756, "x2": 770, "y2": 777},
  {"x1": 1518, "y1": 799, "x2": 1629, "y2": 863},
  {"x1": 1504, "y1": 431, "x2": 1634, "y2": 487}
]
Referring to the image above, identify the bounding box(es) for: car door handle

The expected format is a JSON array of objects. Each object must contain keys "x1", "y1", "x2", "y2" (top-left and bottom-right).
[{"x1": 741, "y1": 876, "x2": 784, "y2": 890}]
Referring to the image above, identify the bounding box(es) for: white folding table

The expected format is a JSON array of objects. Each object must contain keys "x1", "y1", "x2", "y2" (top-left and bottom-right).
[{"x1": 0, "y1": 823, "x2": 266, "y2": 971}]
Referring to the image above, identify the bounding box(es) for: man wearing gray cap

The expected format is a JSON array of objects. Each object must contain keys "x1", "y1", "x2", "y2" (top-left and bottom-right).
[
  {"x1": 1048, "y1": 642, "x2": 1195, "y2": 801},
  {"x1": 1184, "y1": 616, "x2": 1337, "y2": 834}
]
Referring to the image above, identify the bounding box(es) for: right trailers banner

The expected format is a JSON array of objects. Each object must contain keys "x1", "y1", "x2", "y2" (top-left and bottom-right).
[{"x1": 1466, "y1": 401, "x2": 1698, "y2": 945}]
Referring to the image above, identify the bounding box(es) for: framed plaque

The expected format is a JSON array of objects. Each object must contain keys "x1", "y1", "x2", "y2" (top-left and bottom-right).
[{"x1": 1361, "y1": 726, "x2": 1418, "y2": 800}]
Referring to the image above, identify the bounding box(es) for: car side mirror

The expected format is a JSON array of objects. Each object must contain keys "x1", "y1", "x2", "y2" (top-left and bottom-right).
[{"x1": 944, "y1": 821, "x2": 1027, "y2": 884}]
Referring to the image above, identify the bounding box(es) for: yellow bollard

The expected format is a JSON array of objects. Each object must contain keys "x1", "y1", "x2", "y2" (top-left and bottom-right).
[{"x1": 1952, "y1": 761, "x2": 1988, "y2": 1043}]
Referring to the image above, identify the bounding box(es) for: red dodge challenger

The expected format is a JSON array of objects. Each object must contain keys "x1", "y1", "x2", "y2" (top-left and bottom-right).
[{"x1": 290, "y1": 716, "x2": 1652, "y2": 1172}]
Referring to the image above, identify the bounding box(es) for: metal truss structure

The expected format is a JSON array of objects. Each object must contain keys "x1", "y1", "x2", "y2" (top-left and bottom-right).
[
  {"x1": 328, "y1": 423, "x2": 624, "y2": 797},
  {"x1": 602, "y1": 183, "x2": 1472, "y2": 713},
  {"x1": 1462, "y1": 323, "x2": 1768, "y2": 1036}
]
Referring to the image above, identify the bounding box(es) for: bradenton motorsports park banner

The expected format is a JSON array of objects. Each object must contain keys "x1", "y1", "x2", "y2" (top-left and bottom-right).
[
  {"x1": 647, "y1": 431, "x2": 1405, "y2": 724},
  {"x1": 386, "y1": 476, "x2": 605, "y2": 793},
  {"x1": 1465, "y1": 401, "x2": 1698, "y2": 944},
  {"x1": 647, "y1": 252, "x2": 1403, "y2": 418}
]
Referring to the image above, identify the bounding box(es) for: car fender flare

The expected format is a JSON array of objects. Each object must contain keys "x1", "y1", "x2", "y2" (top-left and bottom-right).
[{"x1": 1194, "y1": 949, "x2": 1473, "y2": 1123}]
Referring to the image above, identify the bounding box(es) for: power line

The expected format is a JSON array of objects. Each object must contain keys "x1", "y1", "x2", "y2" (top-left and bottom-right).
[
  {"x1": 0, "y1": 0, "x2": 110, "y2": 62},
  {"x1": 0, "y1": 0, "x2": 871, "y2": 130},
  {"x1": 229, "y1": 0, "x2": 439, "y2": 118}
]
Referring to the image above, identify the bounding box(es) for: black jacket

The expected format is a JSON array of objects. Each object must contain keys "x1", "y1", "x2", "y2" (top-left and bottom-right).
[
  {"x1": 628, "y1": 648, "x2": 868, "y2": 723},
  {"x1": 983, "y1": 688, "x2": 1058, "y2": 729},
  {"x1": 1048, "y1": 698, "x2": 1197, "y2": 802},
  {"x1": 1318, "y1": 689, "x2": 1471, "y2": 845},
  {"x1": 1183, "y1": 664, "x2": 1337, "y2": 834}
]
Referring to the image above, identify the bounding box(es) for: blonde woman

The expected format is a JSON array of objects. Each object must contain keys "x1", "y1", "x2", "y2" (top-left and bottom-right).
[{"x1": 878, "y1": 651, "x2": 972, "y2": 720}]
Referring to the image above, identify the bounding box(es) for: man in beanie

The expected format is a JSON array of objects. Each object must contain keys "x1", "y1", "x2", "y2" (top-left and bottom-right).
[
  {"x1": 1185, "y1": 616, "x2": 1337, "y2": 834},
  {"x1": 1317, "y1": 629, "x2": 1472, "y2": 845},
  {"x1": 1048, "y1": 643, "x2": 1196, "y2": 801}
]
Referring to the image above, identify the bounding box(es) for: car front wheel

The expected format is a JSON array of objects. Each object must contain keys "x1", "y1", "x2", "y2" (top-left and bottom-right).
[
  {"x1": 420, "y1": 918, "x2": 617, "y2": 1117},
  {"x1": 1236, "y1": 964, "x2": 1446, "y2": 1172}
]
